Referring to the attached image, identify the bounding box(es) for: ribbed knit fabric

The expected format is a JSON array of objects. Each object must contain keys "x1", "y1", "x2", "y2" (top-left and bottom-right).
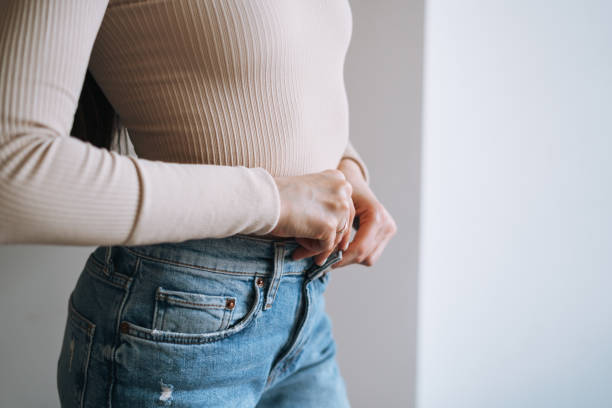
[{"x1": 0, "y1": 0, "x2": 369, "y2": 246}]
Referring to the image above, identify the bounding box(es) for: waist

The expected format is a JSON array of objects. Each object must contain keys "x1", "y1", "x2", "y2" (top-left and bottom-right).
[{"x1": 98, "y1": 234, "x2": 341, "y2": 279}]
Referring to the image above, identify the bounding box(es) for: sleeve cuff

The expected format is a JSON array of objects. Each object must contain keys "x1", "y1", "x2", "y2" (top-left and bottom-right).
[
  {"x1": 341, "y1": 140, "x2": 370, "y2": 185},
  {"x1": 126, "y1": 159, "x2": 281, "y2": 245}
]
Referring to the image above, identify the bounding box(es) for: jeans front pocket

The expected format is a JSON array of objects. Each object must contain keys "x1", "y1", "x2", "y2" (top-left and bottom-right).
[
  {"x1": 152, "y1": 287, "x2": 236, "y2": 335},
  {"x1": 57, "y1": 297, "x2": 96, "y2": 407},
  {"x1": 118, "y1": 257, "x2": 264, "y2": 345}
]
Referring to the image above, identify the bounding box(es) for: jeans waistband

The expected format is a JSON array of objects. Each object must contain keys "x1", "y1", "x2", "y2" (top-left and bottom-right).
[{"x1": 104, "y1": 234, "x2": 342, "y2": 281}]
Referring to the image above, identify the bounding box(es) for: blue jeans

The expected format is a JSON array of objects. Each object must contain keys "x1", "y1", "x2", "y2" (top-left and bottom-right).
[{"x1": 56, "y1": 234, "x2": 350, "y2": 407}]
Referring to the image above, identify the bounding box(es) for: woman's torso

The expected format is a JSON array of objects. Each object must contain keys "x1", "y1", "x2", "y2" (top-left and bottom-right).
[{"x1": 89, "y1": 0, "x2": 353, "y2": 181}]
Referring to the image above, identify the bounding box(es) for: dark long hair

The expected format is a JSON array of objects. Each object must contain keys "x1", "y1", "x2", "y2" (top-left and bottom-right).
[{"x1": 70, "y1": 69, "x2": 115, "y2": 149}]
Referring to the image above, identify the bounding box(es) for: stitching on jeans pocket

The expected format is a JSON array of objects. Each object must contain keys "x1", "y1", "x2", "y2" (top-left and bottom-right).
[
  {"x1": 119, "y1": 277, "x2": 263, "y2": 345},
  {"x1": 152, "y1": 287, "x2": 235, "y2": 334}
]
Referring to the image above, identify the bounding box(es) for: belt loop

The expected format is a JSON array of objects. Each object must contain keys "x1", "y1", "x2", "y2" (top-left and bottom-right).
[
  {"x1": 264, "y1": 242, "x2": 286, "y2": 310},
  {"x1": 103, "y1": 245, "x2": 113, "y2": 276}
]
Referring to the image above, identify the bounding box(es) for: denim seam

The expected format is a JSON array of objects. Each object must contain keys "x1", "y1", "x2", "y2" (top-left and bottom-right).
[
  {"x1": 282, "y1": 284, "x2": 313, "y2": 367},
  {"x1": 107, "y1": 256, "x2": 140, "y2": 407},
  {"x1": 156, "y1": 296, "x2": 230, "y2": 309},
  {"x1": 68, "y1": 296, "x2": 96, "y2": 336},
  {"x1": 67, "y1": 296, "x2": 96, "y2": 407},
  {"x1": 85, "y1": 263, "x2": 131, "y2": 291},
  {"x1": 152, "y1": 289, "x2": 161, "y2": 331},
  {"x1": 265, "y1": 279, "x2": 312, "y2": 388},
  {"x1": 90, "y1": 252, "x2": 106, "y2": 268},
  {"x1": 264, "y1": 243, "x2": 286, "y2": 309},
  {"x1": 87, "y1": 255, "x2": 131, "y2": 289},
  {"x1": 219, "y1": 307, "x2": 233, "y2": 332},
  {"x1": 266, "y1": 254, "x2": 340, "y2": 388},
  {"x1": 232, "y1": 234, "x2": 299, "y2": 244},
  {"x1": 124, "y1": 247, "x2": 307, "y2": 277}
]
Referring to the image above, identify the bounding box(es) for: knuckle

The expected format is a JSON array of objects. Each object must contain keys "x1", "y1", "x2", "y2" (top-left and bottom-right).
[
  {"x1": 329, "y1": 168, "x2": 345, "y2": 180},
  {"x1": 339, "y1": 199, "x2": 350, "y2": 212},
  {"x1": 333, "y1": 180, "x2": 347, "y2": 195},
  {"x1": 342, "y1": 181, "x2": 353, "y2": 196},
  {"x1": 331, "y1": 199, "x2": 346, "y2": 211},
  {"x1": 320, "y1": 231, "x2": 333, "y2": 243},
  {"x1": 354, "y1": 247, "x2": 367, "y2": 262},
  {"x1": 319, "y1": 221, "x2": 336, "y2": 241},
  {"x1": 316, "y1": 227, "x2": 331, "y2": 241}
]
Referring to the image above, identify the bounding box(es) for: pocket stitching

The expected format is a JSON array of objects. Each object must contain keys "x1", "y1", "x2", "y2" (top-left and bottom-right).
[
  {"x1": 152, "y1": 287, "x2": 236, "y2": 333},
  {"x1": 121, "y1": 278, "x2": 262, "y2": 345},
  {"x1": 157, "y1": 293, "x2": 233, "y2": 309}
]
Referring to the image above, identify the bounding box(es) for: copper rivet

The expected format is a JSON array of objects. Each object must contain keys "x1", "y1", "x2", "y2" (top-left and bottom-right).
[
  {"x1": 256, "y1": 277, "x2": 264, "y2": 287},
  {"x1": 119, "y1": 322, "x2": 130, "y2": 333},
  {"x1": 226, "y1": 298, "x2": 235, "y2": 310}
]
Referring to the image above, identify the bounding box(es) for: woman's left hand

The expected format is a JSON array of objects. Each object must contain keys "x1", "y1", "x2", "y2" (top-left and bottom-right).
[
  {"x1": 330, "y1": 159, "x2": 397, "y2": 268},
  {"x1": 291, "y1": 158, "x2": 397, "y2": 268}
]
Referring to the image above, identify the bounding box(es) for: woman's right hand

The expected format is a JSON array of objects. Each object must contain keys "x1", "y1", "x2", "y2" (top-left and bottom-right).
[{"x1": 270, "y1": 169, "x2": 355, "y2": 266}]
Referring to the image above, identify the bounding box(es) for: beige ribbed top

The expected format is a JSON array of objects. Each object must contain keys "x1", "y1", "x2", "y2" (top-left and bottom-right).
[{"x1": 0, "y1": 0, "x2": 369, "y2": 246}]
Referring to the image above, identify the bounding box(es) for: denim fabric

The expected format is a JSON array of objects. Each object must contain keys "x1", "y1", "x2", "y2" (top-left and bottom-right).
[{"x1": 56, "y1": 234, "x2": 350, "y2": 407}]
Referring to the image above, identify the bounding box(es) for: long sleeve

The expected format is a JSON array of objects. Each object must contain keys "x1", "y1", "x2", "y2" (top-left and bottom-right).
[
  {"x1": 0, "y1": 0, "x2": 280, "y2": 246},
  {"x1": 341, "y1": 139, "x2": 370, "y2": 185}
]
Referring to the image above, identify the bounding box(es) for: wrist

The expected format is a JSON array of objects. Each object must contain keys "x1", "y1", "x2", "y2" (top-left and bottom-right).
[{"x1": 338, "y1": 158, "x2": 368, "y2": 187}]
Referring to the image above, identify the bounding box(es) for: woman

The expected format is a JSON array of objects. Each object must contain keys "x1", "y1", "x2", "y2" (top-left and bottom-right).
[{"x1": 0, "y1": 0, "x2": 397, "y2": 406}]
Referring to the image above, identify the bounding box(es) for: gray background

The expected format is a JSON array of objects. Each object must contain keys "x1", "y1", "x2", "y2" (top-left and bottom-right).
[
  {"x1": 0, "y1": 1, "x2": 422, "y2": 407},
  {"x1": 329, "y1": 0, "x2": 422, "y2": 407}
]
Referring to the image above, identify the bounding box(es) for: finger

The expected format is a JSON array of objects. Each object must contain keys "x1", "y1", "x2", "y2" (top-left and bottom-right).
[
  {"x1": 292, "y1": 246, "x2": 319, "y2": 261},
  {"x1": 314, "y1": 248, "x2": 334, "y2": 266},
  {"x1": 314, "y1": 232, "x2": 337, "y2": 266},
  {"x1": 292, "y1": 238, "x2": 325, "y2": 261},
  {"x1": 292, "y1": 232, "x2": 336, "y2": 263},
  {"x1": 331, "y1": 217, "x2": 378, "y2": 268},
  {"x1": 338, "y1": 201, "x2": 356, "y2": 252},
  {"x1": 361, "y1": 229, "x2": 392, "y2": 266}
]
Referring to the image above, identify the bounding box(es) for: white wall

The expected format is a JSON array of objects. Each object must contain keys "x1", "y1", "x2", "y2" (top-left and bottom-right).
[{"x1": 418, "y1": 1, "x2": 612, "y2": 407}]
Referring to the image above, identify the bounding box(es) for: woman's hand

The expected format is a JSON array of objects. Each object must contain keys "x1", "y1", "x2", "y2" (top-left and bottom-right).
[
  {"x1": 269, "y1": 169, "x2": 355, "y2": 266},
  {"x1": 330, "y1": 159, "x2": 397, "y2": 268}
]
